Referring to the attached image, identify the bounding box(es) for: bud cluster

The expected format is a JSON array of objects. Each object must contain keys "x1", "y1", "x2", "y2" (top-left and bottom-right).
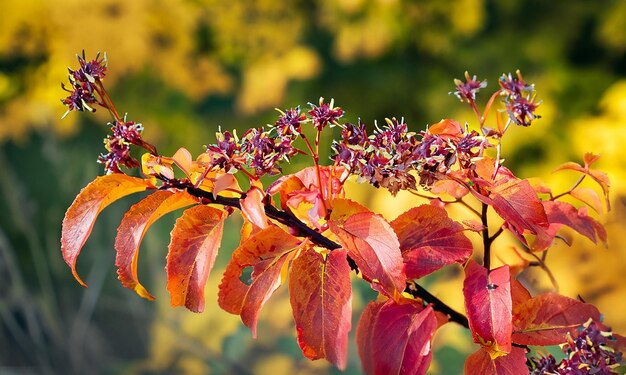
[
  {"x1": 528, "y1": 321, "x2": 624, "y2": 374},
  {"x1": 98, "y1": 120, "x2": 146, "y2": 174},
  {"x1": 450, "y1": 71, "x2": 488, "y2": 103},
  {"x1": 61, "y1": 51, "x2": 108, "y2": 118},
  {"x1": 499, "y1": 70, "x2": 541, "y2": 127}
]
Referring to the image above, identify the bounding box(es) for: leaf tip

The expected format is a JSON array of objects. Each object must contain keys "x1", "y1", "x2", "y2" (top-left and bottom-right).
[{"x1": 71, "y1": 267, "x2": 88, "y2": 288}]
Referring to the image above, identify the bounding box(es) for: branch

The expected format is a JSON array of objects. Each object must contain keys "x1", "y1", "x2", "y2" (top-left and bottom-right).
[{"x1": 170, "y1": 180, "x2": 471, "y2": 328}]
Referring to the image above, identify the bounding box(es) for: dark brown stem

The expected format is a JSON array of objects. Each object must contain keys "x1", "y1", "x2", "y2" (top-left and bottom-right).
[
  {"x1": 481, "y1": 203, "x2": 491, "y2": 270},
  {"x1": 407, "y1": 280, "x2": 469, "y2": 328}
]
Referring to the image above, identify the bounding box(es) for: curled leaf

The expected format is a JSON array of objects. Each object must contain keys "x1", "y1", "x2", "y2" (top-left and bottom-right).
[
  {"x1": 167, "y1": 205, "x2": 227, "y2": 312},
  {"x1": 218, "y1": 226, "x2": 302, "y2": 337},
  {"x1": 115, "y1": 190, "x2": 198, "y2": 300},
  {"x1": 357, "y1": 299, "x2": 438, "y2": 375},
  {"x1": 61, "y1": 175, "x2": 153, "y2": 287}
]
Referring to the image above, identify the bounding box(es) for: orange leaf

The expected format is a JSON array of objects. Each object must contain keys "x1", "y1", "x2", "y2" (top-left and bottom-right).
[
  {"x1": 218, "y1": 226, "x2": 302, "y2": 337},
  {"x1": 240, "y1": 181, "x2": 268, "y2": 230},
  {"x1": 428, "y1": 119, "x2": 463, "y2": 139},
  {"x1": 172, "y1": 147, "x2": 193, "y2": 176},
  {"x1": 61, "y1": 175, "x2": 153, "y2": 287},
  {"x1": 330, "y1": 209, "x2": 406, "y2": 297},
  {"x1": 570, "y1": 187, "x2": 603, "y2": 214},
  {"x1": 166, "y1": 205, "x2": 227, "y2": 312},
  {"x1": 115, "y1": 190, "x2": 198, "y2": 300},
  {"x1": 512, "y1": 293, "x2": 601, "y2": 346},
  {"x1": 464, "y1": 347, "x2": 528, "y2": 375},
  {"x1": 289, "y1": 248, "x2": 352, "y2": 369}
]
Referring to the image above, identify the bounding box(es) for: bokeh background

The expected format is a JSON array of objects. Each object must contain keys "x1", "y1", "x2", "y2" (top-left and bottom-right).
[{"x1": 2, "y1": 1, "x2": 626, "y2": 374}]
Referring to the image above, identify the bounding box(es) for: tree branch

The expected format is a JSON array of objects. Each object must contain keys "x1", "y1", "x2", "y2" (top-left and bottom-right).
[{"x1": 170, "y1": 180, "x2": 471, "y2": 328}]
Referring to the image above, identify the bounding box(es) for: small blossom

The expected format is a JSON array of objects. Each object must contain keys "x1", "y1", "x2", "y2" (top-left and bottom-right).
[
  {"x1": 450, "y1": 71, "x2": 487, "y2": 103},
  {"x1": 98, "y1": 120, "x2": 144, "y2": 174},
  {"x1": 60, "y1": 51, "x2": 108, "y2": 118},
  {"x1": 274, "y1": 107, "x2": 306, "y2": 136},
  {"x1": 506, "y1": 95, "x2": 541, "y2": 127},
  {"x1": 499, "y1": 70, "x2": 541, "y2": 127},
  {"x1": 206, "y1": 130, "x2": 244, "y2": 172},
  {"x1": 499, "y1": 70, "x2": 533, "y2": 98},
  {"x1": 527, "y1": 320, "x2": 624, "y2": 374},
  {"x1": 308, "y1": 97, "x2": 344, "y2": 131}
]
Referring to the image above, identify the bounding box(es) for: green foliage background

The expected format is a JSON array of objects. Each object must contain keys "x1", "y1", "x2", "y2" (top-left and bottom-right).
[{"x1": 2, "y1": 1, "x2": 626, "y2": 374}]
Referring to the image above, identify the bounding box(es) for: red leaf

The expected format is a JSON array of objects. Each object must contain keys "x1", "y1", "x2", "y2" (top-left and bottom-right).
[
  {"x1": 542, "y1": 201, "x2": 607, "y2": 246},
  {"x1": 289, "y1": 248, "x2": 352, "y2": 369},
  {"x1": 329, "y1": 209, "x2": 406, "y2": 297},
  {"x1": 510, "y1": 277, "x2": 532, "y2": 309},
  {"x1": 218, "y1": 226, "x2": 302, "y2": 337},
  {"x1": 512, "y1": 293, "x2": 601, "y2": 346},
  {"x1": 356, "y1": 300, "x2": 385, "y2": 375},
  {"x1": 357, "y1": 300, "x2": 437, "y2": 375},
  {"x1": 61, "y1": 175, "x2": 153, "y2": 287},
  {"x1": 463, "y1": 260, "x2": 512, "y2": 356},
  {"x1": 166, "y1": 205, "x2": 227, "y2": 312},
  {"x1": 488, "y1": 179, "x2": 549, "y2": 238},
  {"x1": 329, "y1": 198, "x2": 370, "y2": 224},
  {"x1": 115, "y1": 190, "x2": 198, "y2": 300},
  {"x1": 464, "y1": 347, "x2": 528, "y2": 375},
  {"x1": 430, "y1": 179, "x2": 469, "y2": 199},
  {"x1": 391, "y1": 205, "x2": 473, "y2": 279}
]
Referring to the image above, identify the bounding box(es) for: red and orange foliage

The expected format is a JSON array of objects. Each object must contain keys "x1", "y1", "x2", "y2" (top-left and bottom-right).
[{"x1": 60, "y1": 54, "x2": 624, "y2": 373}]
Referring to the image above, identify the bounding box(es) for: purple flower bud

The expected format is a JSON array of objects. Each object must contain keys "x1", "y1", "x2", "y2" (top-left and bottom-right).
[
  {"x1": 308, "y1": 97, "x2": 344, "y2": 131},
  {"x1": 450, "y1": 71, "x2": 487, "y2": 103}
]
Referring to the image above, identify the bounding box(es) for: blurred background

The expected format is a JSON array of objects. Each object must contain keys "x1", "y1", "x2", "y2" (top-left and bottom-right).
[{"x1": 2, "y1": 0, "x2": 626, "y2": 374}]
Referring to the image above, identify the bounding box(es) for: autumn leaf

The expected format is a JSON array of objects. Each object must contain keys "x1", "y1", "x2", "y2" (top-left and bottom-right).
[
  {"x1": 218, "y1": 226, "x2": 302, "y2": 336},
  {"x1": 427, "y1": 118, "x2": 463, "y2": 139},
  {"x1": 357, "y1": 300, "x2": 437, "y2": 375},
  {"x1": 115, "y1": 190, "x2": 198, "y2": 300},
  {"x1": 329, "y1": 206, "x2": 406, "y2": 297},
  {"x1": 542, "y1": 200, "x2": 607, "y2": 246},
  {"x1": 512, "y1": 293, "x2": 601, "y2": 346},
  {"x1": 289, "y1": 248, "x2": 352, "y2": 369},
  {"x1": 240, "y1": 180, "x2": 269, "y2": 230},
  {"x1": 166, "y1": 205, "x2": 227, "y2": 313},
  {"x1": 570, "y1": 187, "x2": 603, "y2": 214},
  {"x1": 488, "y1": 179, "x2": 549, "y2": 238},
  {"x1": 391, "y1": 205, "x2": 473, "y2": 279},
  {"x1": 61, "y1": 174, "x2": 153, "y2": 287},
  {"x1": 464, "y1": 347, "x2": 528, "y2": 375},
  {"x1": 554, "y1": 153, "x2": 611, "y2": 210},
  {"x1": 463, "y1": 260, "x2": 512, "y2": 357},
  {"x1": 356, "y1": 300, "x2": 385, "y2": 375}
]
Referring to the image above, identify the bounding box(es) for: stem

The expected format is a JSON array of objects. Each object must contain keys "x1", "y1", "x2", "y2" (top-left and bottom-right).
[
  {"x1": 95, "y1": 80, "x2": 122, "y2": 122},
  {"x1": 469, "y1": 100, "x2": 482, "y2": 125},
  {"x1": 552, "y1": 175, "x2": 586, "y2": 200},
  {"x1": 406, "y1": 280, "x2": 469, "y2": 328},
  {"x1": 481, "y1": 203, "x2": 491, "y2": 270},
  {"x1": 302, "y1": 133, "x2": 328, "y2": 214}
]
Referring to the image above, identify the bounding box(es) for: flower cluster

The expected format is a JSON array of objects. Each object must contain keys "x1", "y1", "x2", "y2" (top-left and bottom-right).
[
  {"x1": 61, "y1": 51, "x2": 108, "y2": 118},
  {"x1": 98, "y1": 120, "x2": 145, "y2": 174},
  {"x1": 528, "y1": 321, "x2": 623, "y2": 374},
  {"x1": 499, "y1": 70, "x2": 541, "y2": 127},
  {"x1": 332, "y1": 118, "x2": 486, "y2": 194}
]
